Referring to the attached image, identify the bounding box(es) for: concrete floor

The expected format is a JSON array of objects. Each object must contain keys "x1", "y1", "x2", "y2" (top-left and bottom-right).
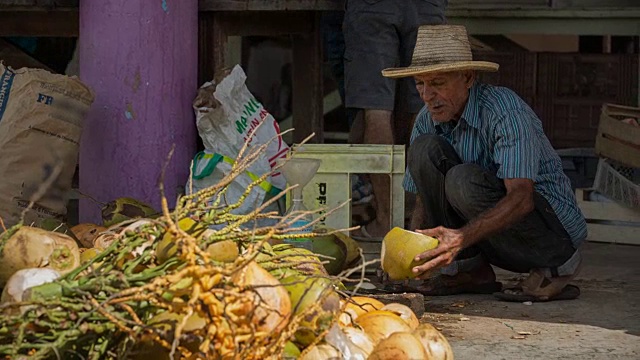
[{"x1": 420, "y1": 242, "x2": 640, "y2": 360}]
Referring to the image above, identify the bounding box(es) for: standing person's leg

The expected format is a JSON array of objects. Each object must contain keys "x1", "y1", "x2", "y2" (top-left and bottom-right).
[
  {"x1": 348, "y1": 111, "x2": 364, "y2": 144},
  {"x1": 321, "y1": 12, "x2": 373, "y2": 206},
  {"x1": 345, "y1": 0, "x2": 449, "y2": 238},
  {"x1": 394, "y1": 0, "x2": 447, "y2": 146},
  {"x1": 321, "y1": 11, "x2": 358, "y2": 129},
  {"x1": 396, "y1": 0, "x2": 448, "y2": 228},
  {"x1": 344, "y1": 0, "x2": 401, "y2": 238},
  {"x1": 361, "y1": 109, "x2": 394, "y2": 237}
]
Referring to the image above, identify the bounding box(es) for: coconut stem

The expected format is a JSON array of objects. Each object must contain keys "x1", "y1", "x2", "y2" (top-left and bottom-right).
[{"x1": 0, "y1": 132, "x2": 363, "y2": 360}]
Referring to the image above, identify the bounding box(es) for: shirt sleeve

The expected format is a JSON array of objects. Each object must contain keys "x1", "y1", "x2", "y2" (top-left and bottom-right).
[
  {"x1": 403, "y1": 108, "x2": 429, "y2": 193},
  {"x1": 493, "y1": 110, "x2": 540, "y2": 180}
]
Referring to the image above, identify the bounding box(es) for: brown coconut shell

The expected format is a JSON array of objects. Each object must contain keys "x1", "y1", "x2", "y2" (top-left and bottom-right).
[{"x1": 70, "y1": 223, "x2": 106, "y2": 248}]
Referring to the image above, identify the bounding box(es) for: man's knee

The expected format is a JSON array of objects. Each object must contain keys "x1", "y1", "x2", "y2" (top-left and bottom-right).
[
  {"x1": 407, "y1": 134, "x2": 450, "y2": 172},
  {"x1": 445, "y1": 164, "x2": 482, "y2": 203},
  {"x1": 444, "y1": 164, "x2": 503, "y2": 215}
]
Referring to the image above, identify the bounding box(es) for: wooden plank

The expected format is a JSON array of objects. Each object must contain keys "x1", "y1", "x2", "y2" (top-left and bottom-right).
[
  {"x1": 576, "y1": 189, "x2": 640, "y2": 246},
  {"x1": 211, "y1": 11, "x2": 314, "y2": 36},
  {"x1": 198, "y1": 12, "x2": 231, "y2": 84},
  {"x1": 447, "y1": 8, "x2": 640, "y2": 18},
  {"x1": 551, "y1": 0, "x2": 640, "y2": 9},
  {"x1": 0, "y1": 9, "x2": 78, "y2": 36},
  {"x1": 576, "y1": 189, "x2": 640, "y2": 223},
  {"x1": 599, "y1": 112, "x2": 640, "y2": 148},
  {"x1": 0, "y1": 1, "x2": 78, "y2": 10},
  {"x1": 586, "y1": 223, "x2": 640, "y2": 245},
  {"x1": 51, "y1": 0, "x2": 78, "y2": 6},
  {"x1": 199, "y1": 0, "x2": 344, "y2": 11},
  {"x1": 602, "y1": 103, "x2": 640, "y2": 118},
  {"x1": 0, "y1": 38, "x2": 52, "y2": 71},
  {"x1": 448, "y1": 14, "x2": 640, "y2": 36},
  {"x1": 595, "y1": 137, "x2": 640, "y2": 168},
  {"x1": 291, "y1": 12, "x2": 323, "y2": 143},
  {"x1": 0, "y1": 0, "x2": 36, "y2": 6},
  {"x1": 212, "y1": 14, "x2": 227, "y2": 77},
  {"x1": 198, "y1": 12, "x2": 215, "y2": 84},
  {"x1": 448, "y1": 0, "x2": 549, "y2": 9},
  {"x1": 4, "y1": 0, "x2": 640, "y2": 12},
  {"x1": 197, "y1": 12, "x2": 228, "y2": 83}
]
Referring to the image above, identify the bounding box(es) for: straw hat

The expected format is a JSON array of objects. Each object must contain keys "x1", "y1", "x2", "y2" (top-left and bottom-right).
[{"x1": 382, "y1": 25, "x2": 499, "y2": 78}]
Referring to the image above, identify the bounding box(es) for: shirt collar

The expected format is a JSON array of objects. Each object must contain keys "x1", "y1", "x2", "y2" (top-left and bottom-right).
[{"x1": 432, "y1": 81, "x2": 481, "y2": 131}]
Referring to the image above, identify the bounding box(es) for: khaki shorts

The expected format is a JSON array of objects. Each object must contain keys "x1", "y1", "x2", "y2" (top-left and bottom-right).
[{"x1": 343, "y1": 0, "x2": 447, "y2": 113}]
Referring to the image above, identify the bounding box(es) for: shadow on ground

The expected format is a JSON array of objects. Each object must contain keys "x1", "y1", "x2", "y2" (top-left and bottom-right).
[{"x1": 419, "y1": 243, "x2": 640, "y2": 359}]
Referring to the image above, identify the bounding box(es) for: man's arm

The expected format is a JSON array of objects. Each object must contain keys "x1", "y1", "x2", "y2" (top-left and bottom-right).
[
  {"x1": 460, "y1": 177, "x2": 534, "y2": 247},
  {"x1": 461, "y1": 107, "x2": 540, "y2": 246}
]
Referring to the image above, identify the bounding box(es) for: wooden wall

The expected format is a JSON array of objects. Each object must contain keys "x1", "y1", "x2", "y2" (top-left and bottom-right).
[{"x1": 475, "y1": 52, "x2": 639, "y2": 149}]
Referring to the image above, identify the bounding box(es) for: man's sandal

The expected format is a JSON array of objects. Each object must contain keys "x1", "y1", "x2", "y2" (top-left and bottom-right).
[
  {"x1": 493, "y1": 268, "x2": 580, "y2": 302},
  {"x1": 493, "y1": 284, "x2": 580, "y2": 302}
]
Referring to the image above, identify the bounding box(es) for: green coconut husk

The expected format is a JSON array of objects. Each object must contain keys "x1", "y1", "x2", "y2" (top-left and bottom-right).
[{"x1": 0, "y1": 226, "x2": 81, "y2": 288}]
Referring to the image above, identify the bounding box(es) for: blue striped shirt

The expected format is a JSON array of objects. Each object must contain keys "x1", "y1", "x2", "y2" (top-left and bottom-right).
[{"x1": 404, "y1": 82, "x2": 587, "y2": 246}]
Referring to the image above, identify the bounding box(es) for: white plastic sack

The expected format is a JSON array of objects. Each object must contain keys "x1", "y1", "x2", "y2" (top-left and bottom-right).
[{"x1": 187, "y1": 65, "x2": 289, "y2": 217}]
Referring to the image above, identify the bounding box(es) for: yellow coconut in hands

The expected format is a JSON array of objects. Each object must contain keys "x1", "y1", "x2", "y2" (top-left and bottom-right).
[{"x1": 380, "y1": 227, "x2": 439, "y2": 280}]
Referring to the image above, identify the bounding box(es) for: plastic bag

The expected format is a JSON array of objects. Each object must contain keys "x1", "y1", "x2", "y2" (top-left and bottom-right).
[{"x1": 187, "y1": 65, "x2": 289, "y2": 218}]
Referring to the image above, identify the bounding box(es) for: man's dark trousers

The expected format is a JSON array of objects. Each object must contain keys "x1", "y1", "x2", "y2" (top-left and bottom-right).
[{"x1": 407, "y1": 134, "x2": 578, "y2": 276}]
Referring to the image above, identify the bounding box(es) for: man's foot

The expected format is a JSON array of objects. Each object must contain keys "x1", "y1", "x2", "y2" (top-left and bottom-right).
[
  {"x1": 413, "y1": 263, "x2": 502, "y2": 296},
  {"x1": 494, "y1": 268, "x2": 581, "y2": 302},
  {"x1": 495, "y1": 284, "x2": 580, "y2": 302}
]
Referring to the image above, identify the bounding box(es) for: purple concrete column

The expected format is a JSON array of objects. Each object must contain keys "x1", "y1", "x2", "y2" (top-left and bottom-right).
[{"x1": 78, "y1": 0, "x2": 198, "y2": 223}]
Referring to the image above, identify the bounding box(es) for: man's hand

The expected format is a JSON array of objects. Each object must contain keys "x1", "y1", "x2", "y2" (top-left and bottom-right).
[{"x1": 411, "y1": 226, "x2": 465, "y2": 279}]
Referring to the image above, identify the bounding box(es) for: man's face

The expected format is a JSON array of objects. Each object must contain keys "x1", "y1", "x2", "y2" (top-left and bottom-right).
[{"x1": 414, "y1": 71, "x2": 475, "y2": 122}]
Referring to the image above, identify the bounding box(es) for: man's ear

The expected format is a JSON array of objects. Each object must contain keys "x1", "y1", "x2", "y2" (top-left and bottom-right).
[{"x1": 464, "y1": 70, "x2": 476, "y2": 88}]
